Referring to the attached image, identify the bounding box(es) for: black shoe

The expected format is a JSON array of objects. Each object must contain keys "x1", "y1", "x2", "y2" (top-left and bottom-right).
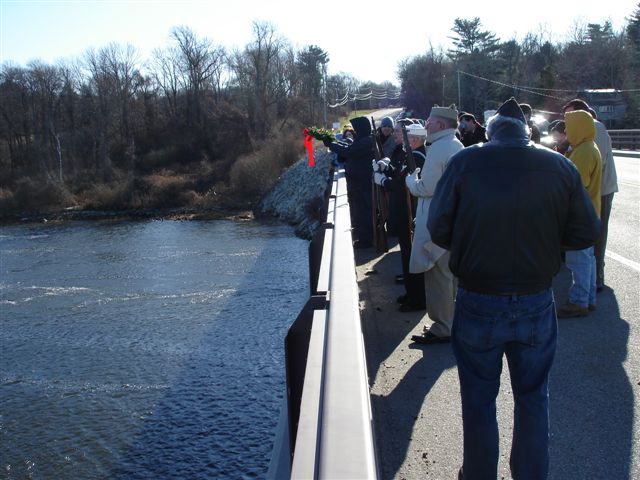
[
  {"x1": 397, "y1": 294, "x2": 408, "y2": 304},
  {"x1": 353, "y1": 240, "x2": 372, "y2": 249},
  {"x1": 411, "y1": 331, "x2": 451, "y2": 344},
  {"x1": 395, "y1": 274, "x2": 404, "y2": 284},
  {"x1": 596, "y1": 285, "x2": 604, "y2": 293},
  {"x1": 557, "y1": 302, "x2": 589, "y2": 318},
  {"x1": 399, "y1": 303, "x2": 425, "y2": 312},
  {"x1": 458, "y1": 467, "x2": 464, "y2": 480}
]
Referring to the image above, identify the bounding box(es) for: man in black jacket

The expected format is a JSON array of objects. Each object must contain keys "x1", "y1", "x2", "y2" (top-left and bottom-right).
[
  {"x1": 325, "y1": 116, "x2": 374, "y2": 248},
  {"x1": 428, "y1": 98, "x2": 600, "y2": 480},
  {"x1": 373, "y1": 119, "x2": 426, "y2": 312},
  {"x1": 458, "y1": 112, "x2": 487, "y2": 147}
]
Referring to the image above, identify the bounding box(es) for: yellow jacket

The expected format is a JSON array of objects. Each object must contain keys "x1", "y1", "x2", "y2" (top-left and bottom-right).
[{"x1": 565, "y1": 110, "x2": 602, "y2": 217}]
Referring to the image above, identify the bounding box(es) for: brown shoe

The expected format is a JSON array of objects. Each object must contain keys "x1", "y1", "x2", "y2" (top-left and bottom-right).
[{"x1": 557, "y1": 302, "x2": 589, "y2": 318}]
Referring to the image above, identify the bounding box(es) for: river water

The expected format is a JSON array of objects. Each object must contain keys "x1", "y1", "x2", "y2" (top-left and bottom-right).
[{"x1": 0, "y1": 219, "x2": 309, "y2": 479}]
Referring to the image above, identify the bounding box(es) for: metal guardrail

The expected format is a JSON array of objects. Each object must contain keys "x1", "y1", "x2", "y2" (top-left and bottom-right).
[
  {"x1": 609, "y1": 129, "x2": 640, "y2": 151},
  {"x1": 268, "y1": 168, "x2": 378, "y2": 480}
]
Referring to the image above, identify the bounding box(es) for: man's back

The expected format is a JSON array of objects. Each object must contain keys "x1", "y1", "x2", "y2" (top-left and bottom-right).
[{"x1": 429, "y1": 141, "x2": 599, "y2": 295}]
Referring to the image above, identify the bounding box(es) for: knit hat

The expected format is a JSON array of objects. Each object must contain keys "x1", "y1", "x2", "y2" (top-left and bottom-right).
[
  {"x1": 405, "y1": 123, "x2": 428, "y2": 137},
  {"x1": 380, "y1": 116, "x2": 395, "y2": 128},
  {"x1": 430, "y1": 104, "x2": 459, "y2": 121},
  {"x1": 496, "y1": 97, "x2": 526, "y2": 124}
]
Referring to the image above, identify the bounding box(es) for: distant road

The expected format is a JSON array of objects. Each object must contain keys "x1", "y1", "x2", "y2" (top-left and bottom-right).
[{"x1": 371, "y1": 108, "x2": 404, "y2": 122}]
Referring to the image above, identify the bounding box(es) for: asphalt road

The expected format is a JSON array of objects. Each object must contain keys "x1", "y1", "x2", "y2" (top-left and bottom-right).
[{"x1": 356, "y1": 154, "x2": 639, "y2": 480}]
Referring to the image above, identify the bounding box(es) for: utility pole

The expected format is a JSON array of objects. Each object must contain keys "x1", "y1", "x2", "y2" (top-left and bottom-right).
[
  {"x1": 457, "y1": 71, "x2": 461, "y2": 111},
  {"x1": 442, "y1": 74, "x2": 446, "y2": 105},
  {"x1": 322, "y1": 63, "x2": 327, "y2": 127}
]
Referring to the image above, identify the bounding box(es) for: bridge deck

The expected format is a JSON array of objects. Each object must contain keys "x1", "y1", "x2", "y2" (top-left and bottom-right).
[{"x1": 355, "y1": 242, "x2": 639, "y2": 480}]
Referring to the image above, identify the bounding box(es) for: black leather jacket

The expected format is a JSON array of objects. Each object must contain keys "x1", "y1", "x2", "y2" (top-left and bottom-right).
[{"x1": 428, "y1": 138, "x2": 601, "y2": 295}]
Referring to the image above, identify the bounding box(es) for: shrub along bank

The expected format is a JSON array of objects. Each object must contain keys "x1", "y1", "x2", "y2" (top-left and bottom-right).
[{"x1": 0, "y1": 125, "x2": 307, "y2": 222}]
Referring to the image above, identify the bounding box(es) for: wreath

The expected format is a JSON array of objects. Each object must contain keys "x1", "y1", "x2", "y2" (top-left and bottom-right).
[{"x1": 305, "y1": 126, "x2": 335, "y2": 143}]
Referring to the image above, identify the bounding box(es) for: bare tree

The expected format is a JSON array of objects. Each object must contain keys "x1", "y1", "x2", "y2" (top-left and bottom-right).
[
  {"x1": 0, "y1": 64, "x2": 29, "y2": 174},
  {"x1": 150, "y1": 46, "x2": 181, "y2": 121},
  {"x1": 82, "y1": 43, "x2": 142, "y2": 176},
  {"x1": 567, "y1": 19, "x2": 589, "y2": 45},
  {"x1": 170, "y1": 26, "x2": 226, "y2": 127},
  {"x1": 231, "y1": 21, "x2": 287, "y2": 139}
]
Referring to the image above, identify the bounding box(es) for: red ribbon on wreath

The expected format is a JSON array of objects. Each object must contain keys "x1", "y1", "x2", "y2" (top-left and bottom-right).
[{"x1": 303, "y1": 128, "x2": 314, "y2": 167}]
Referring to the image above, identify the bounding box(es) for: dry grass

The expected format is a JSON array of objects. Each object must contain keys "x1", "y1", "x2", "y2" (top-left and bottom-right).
[
  {"x1": 80, "y1": 180, "x2": 133, "y2": 210},
  {"x1": 0, "y1": 178, "x2": 76, "y2": 215},
  {"x1": 229, "y1": 126, "x2": 303, "y2": 202}
]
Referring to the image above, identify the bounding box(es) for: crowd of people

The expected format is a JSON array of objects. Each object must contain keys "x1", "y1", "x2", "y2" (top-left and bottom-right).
[{"x1": 322, "y1": 96, "x2": 618, "y2": 480}]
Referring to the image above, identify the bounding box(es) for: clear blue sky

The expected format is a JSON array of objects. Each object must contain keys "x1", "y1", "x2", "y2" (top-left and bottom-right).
[{"x1": 1, "y1": 0, "x2": 637, "y2": 84}]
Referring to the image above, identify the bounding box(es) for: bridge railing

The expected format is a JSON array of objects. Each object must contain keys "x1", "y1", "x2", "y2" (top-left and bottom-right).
[
  {"x1": 609, "y1": 129, "x2": 640, "y2": 151},
  {"x1": 268, "y1": 167, "x2": 378, "y2": 480}
]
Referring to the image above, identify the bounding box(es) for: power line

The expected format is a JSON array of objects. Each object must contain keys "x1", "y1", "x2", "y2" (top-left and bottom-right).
[
  {"x1": 327, "y1": 89, "x2": 401, "y2": 108},
  {"x1": 458, "y1": 70, "x2": 568, "y2": 101},
  {"x1": 459, "y1": 70, "x2": 640, "y2": 100},
  {"x1": 514, "y1": 85, "x2": 640, "y2": 93}
]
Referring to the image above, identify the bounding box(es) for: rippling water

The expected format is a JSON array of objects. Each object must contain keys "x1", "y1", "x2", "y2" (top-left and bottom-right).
[{"x1": 0, "y1": 219, "x2": 309, "y2": 479}]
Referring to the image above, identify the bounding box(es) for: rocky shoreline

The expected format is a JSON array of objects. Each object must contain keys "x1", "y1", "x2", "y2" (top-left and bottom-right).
[{"x1": 254, "y1": 149, "x2": 334, "y2": 240}]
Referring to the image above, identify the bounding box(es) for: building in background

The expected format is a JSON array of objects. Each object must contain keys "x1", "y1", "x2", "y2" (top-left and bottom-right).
[{"x1": 579, "y1": 89, "x2": 626, "y2": 128}]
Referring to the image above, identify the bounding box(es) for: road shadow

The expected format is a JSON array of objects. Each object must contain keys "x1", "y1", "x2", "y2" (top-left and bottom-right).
[
  {"x1": 356, "y1": 245, "x2": 425, "y2": 383},
  {"x1": 370, "y1": 344, "x2": 456, "y2": 479},
  {"x1": 549, "y1": 265, "x2": 633, "y2": 479},
  {"x1": 356, "y1": 244, "x2": 458, "y2": 478}
]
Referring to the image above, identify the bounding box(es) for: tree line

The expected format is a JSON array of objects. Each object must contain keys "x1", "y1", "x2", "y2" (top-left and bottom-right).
[
  {"x1": 0, "y1": 21, "x2": 390, "y2": 215},
  {"x1": 399, "y1": 6, "x2": 640, "y2": 126},
  {"x1": 1, "y1": 8, "x2": 638, "y2": 216}
]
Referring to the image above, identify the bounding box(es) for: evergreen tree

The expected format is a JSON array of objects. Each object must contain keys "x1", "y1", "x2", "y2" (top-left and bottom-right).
[
  {"x1": 447, "y1": 17, "x2": 500, "y2": 58},
  {"x1": 447, "y1": 18, "x2": 500, "y2": 117},
  {"x1": 626, "y1": 2, "x2": 640, "y2": 51}
]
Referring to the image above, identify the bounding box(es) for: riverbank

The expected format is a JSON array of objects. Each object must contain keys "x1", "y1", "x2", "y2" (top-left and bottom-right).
[
  {"x1": 0, "y1": 205, "x2": 255, "y2": 225},
  {"x1": 1, "y1": 148, "x2": 333, "y2": 241}
]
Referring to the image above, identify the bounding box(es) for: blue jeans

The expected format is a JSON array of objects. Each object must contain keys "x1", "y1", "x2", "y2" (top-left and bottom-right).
[
  {"x1": 565, "y1": 247, "x2": 596, "y2": 307},
  {"x1": 452, "y1": 287, "x2": 557, "y2": 480}
]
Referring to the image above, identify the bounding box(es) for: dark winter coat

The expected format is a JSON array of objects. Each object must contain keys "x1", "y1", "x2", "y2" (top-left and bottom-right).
[
  {"x1": 428, "y1": 116, "x2": 600, "y2": 295},
  {"x1": 382, "y1": 144, "x2": 426, "y2": 234},
  {"x1": 376, "y1": 127, "x2": 395, "y2": 157},
  {"x1": 325, "y1": 116, "x2": 374, "y2": 181},
  {"x1": 460, "y1": 124, "x2": 487, "y2": 147}
]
